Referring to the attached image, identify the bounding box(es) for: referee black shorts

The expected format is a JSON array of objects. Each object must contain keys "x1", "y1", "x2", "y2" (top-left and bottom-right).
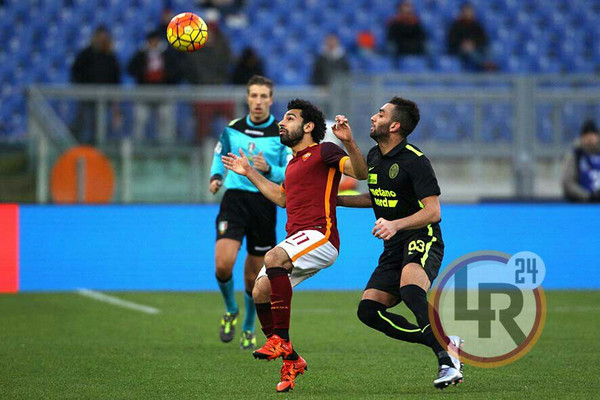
[
  {"x1": 215, "y1": 189, "x2": 277, "y2": 256},
  {"x1": 365, "y1": 235, "x2": 444, "y2": 299}
]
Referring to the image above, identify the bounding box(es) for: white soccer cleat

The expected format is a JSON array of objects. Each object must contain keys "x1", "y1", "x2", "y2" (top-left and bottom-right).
[
  {"x1": 434, "y1": 365, "x2": 463, "y2": 389},
  {"x1": 433, "y1": 335, "x2": 464, "y2": 389}
]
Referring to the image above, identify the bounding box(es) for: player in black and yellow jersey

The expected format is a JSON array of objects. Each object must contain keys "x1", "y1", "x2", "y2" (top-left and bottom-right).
[{"x1": 338, "y1": 97, "x2": 463, "y2": 389}]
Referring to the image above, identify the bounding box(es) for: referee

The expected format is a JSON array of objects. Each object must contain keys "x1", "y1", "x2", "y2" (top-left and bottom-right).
[
  {"x1": 210, "y1": 75, "x2": 291, "y2": 349},
  {"x1": 338, "y1": 97, "x2": 463, "y2": 389}
]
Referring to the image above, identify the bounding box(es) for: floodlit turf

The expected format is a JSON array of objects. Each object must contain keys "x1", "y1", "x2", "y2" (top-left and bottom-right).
[{"x1": 1, "y1": 290, "x2": 598, "y2": 399}]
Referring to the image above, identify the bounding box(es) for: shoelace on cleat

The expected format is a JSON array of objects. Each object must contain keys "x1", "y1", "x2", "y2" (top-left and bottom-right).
[
  {"x1": 280, "y1": 363, "x2": 297, "y2": 382},
  {"x1": 263, "y1": 337, "x2": 282, "y2": 352},
  {"x1": 223, "y1": 314, "x2": 236, "y2": 323}
]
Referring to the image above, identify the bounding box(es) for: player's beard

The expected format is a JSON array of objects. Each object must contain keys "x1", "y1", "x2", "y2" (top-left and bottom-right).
[
  {"x1": 370, "y1": 121, "x2": 391, "y2": 141},
  {"x1": 280, "y1": 126, "x2": 304, "y2": 147}
]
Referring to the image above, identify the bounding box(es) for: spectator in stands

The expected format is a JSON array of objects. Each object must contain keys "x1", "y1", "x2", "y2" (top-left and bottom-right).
[
  {"x1": 70, "y1": 26, "x2": 122, "y2": 143},
  {"x1": 184, "y1": 11, "x2": 232, "y2": 85},
  {"x1": 231, "y1": 47, "x2": 264, "y2": 85},
  {"x1": 72, "y1": 26, "x2": 120, "y2": 85},
  {"x1": 447, "y1": 3, "x2": 489, "y2": 71},
  {"x1": 386, "y1": 1, "x2": 426, "y2": 57},
  {"x1": 356, "y1": 31, "x2": 377, "y2": 57},
  {"x1": 128, "y1": 31, "x2": 182, "y2": 86},
  {"x1": 127, "y1": 30, "x2": 182, "y2": 144},
  {"x1": 562, "y1": 120, "x2": 600, "y2": 202},
  {"x1": 311, "y1": 34, "x2": 350, "y2": 86}
]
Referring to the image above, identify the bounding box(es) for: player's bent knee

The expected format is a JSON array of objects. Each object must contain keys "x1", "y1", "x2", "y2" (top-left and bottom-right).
[
  {"x1": 357, "y1": 299, "x2": 386, "y2": 328},
  {"x1": 263, "y1": 247, "x2": 288, "y2": 269},
  {"x1": 263, "y1": 250, "x2": 276, "y2": 268}
]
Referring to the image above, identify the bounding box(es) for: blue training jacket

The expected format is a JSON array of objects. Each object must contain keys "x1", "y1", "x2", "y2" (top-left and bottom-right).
[{"x1": 210, "y1": 114, "x2": 291, "y2": 192}]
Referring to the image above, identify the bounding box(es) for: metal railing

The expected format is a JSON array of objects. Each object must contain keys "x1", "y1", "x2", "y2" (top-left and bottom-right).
[{"x1": 28, "y1": 74, "x2": 600, "y2": 203}]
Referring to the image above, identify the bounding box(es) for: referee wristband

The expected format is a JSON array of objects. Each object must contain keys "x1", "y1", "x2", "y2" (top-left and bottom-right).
[{"x1": 265, "y1": 164, "x2": 272, "y2": 175}]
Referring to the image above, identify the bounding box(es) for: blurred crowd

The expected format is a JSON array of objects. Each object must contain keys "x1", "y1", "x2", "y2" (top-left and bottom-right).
[
  {"x1": 68, "y1": 1, "x2": 500, "y2": 143},
  {"x1": 386, "y1": 1, "x2": 495, "y2": 71},
  {"x1": 70, "y1": 2, "x2": 498, "y2": 92}
]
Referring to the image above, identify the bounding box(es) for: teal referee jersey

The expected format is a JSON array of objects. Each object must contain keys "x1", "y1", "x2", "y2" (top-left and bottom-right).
[{"x1": 211, "y1": 115, "x2": 291, "y2": 191}]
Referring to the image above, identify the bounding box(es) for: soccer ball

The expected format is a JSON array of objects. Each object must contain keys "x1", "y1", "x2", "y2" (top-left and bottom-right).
[{"x1": 166, "y1": 12, "x2": 208, "y2": 52}]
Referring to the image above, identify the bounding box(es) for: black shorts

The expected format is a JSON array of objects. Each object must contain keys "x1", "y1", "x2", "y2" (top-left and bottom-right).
[
  {"x1": 365, "y1": 235, "x2": 444, "y2": 299},
  {"x1": 216, "y1": 189, "x2": 277, "y2": 256}
]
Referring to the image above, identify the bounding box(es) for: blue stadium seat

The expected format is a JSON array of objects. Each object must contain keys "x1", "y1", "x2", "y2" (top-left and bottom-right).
[
  {"x1": 398, "y1": 56, "x2": 430, "y2": 73},
  {"x1": 432, "y1": 56, "x2": 462, "y2": 73},
  {"x1": 365, "y1": 56, "x2": 393, "y2": 74},
  {"x1": 567, "y1": 56, "x2": 596, "y2": 73},
  {"x1": 533, "y1": 57, "x2": 563, "y2": 73},
  {"x1": 504, "y1": 56, "x2": 532, "y2": 73}
]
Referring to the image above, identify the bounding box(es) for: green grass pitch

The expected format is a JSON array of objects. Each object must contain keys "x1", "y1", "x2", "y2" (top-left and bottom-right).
[{"x1": 1, "y1": 290, "x2": 598, "y2": 399}]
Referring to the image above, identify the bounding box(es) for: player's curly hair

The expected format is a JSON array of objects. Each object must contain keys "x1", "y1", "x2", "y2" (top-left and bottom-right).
[
  {"x1": 389, "y1": 97, "x2": 420, "y2": 137},
  {"x1": 287, "y1": 99, "x2": 327, "y2": 143}
]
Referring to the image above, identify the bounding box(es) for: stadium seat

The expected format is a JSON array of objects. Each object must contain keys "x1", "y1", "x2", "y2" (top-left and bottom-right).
[
  {"x1": 2, "y1": 0, "x2": 600, "y2": 141},
  {"x1": 397, "y1": 56, "x2": 430, "y2": 73},
  {"x1": 433, "y1": 56, "x2": 462, "y2": 73},
  {"x1": 534, "y1": 57, "x2": 563, "y2": 73},
  {"x1": 365, "y1": 56, "x2": 393, "y2": 74}
]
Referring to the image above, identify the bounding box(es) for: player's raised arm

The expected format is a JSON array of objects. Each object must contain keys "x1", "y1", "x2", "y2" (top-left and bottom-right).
[
  {"x1": 222, "y1": 148, "x2": 286, "y2": 208},
  {"x1": 331, "y1": 115, "x2": 368, "y2": 180},
  {"x1": 337, "y1": 192, "x2": 372, "y2": 208}
]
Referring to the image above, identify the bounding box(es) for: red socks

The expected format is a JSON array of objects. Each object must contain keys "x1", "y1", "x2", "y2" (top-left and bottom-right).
[
  {"x1": 266, "y1": 267, "x2": 292, "y2": 339},
  {"x1": 255, "y1": 302, "x2": 274, "y2": 338}
]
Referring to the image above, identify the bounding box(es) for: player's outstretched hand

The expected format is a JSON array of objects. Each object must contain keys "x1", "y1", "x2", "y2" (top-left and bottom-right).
[
  {"x1": 372, "y1": 218, "x2": 398, "y2": 241},
  {"x1": 222, "y1": 148, "x2": 253, "y2": 176},
  {"x1": 331, "y1": 115, "x2": 354, "y2": 143}
]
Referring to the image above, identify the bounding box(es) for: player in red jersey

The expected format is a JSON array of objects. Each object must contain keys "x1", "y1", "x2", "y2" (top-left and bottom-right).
[{"x1": 222, "y1": 99, "x2": 367, "y2": 392}]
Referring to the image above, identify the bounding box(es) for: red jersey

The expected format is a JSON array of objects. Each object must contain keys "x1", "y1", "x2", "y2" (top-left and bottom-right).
[{"x1": 281, "y1": 142, "x2": 349, "y2": 250}]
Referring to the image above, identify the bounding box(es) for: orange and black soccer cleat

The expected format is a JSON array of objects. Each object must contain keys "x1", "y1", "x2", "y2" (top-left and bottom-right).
[
  {"x1": 252, "y1": 334, "x2": 293, "y2": 360},
  {"x1": 276, "y1": 355, "x2": 308, "y2": 393}
]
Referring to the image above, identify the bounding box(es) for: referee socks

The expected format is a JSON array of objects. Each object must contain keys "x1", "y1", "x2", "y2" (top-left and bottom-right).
[
  {"x1": 242, "y1": 289, "x2": 256, "y2": 333},
  {"x1": 216, "y1": 274, "x2": 239, "y2": 315}
]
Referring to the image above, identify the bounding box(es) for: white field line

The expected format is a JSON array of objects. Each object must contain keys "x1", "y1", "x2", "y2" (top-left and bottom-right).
[{"x1": 76, "y1": 289, "x2": 161, "y2": 314}]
